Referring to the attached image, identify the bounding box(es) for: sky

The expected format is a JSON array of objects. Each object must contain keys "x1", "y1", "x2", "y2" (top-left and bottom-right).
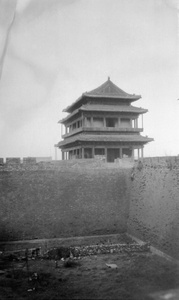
[{"x1": 0, "y1": 0, "x2": 178, "y2": 160}]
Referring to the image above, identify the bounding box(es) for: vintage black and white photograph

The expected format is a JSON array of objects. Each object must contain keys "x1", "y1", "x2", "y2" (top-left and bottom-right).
[{"x1": 0, "y1": 0, "x2": 179, "y2": 299}]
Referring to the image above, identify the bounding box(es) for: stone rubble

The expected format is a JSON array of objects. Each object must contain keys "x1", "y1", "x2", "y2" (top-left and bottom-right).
[
  {"x1": 0, "y1": 243, "x2": 150, "y2": 262},
  {"x1": 68, "y1": 243, "x2": 150, "y2": 258}
]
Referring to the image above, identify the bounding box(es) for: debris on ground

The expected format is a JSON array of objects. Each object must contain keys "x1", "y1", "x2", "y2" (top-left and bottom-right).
[
  {"x1": 45, "y1": 242, "x2": 150, "y2": 259},
  {"x1": 105, "y1": 263, "x2": 118, "y2": 269},
  {"x1": 0, "y1": 248, "x2": 178, "y2": 299},
  {"x1": 0, "y1": 235, "x2": 178, "y2": 300},
  {"x1": 63, "y1": 258, "x2": 81, "y2": 268},
  {"x1": 27, "y1": 288, "x2": 35, "y2": 292}
]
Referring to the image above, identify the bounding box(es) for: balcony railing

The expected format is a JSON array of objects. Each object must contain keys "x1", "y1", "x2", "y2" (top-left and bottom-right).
[{"x1": 62, "y1": 126, "x2": 143, "y2": 138}]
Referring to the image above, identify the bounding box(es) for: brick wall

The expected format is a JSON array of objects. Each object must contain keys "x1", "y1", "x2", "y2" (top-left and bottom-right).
[
  {"x1": 0, "y1": 160, "x2": 130, "y2": 241},
  {"x1": 128, "y1": 157, "x2": 179, "y2": 259}
]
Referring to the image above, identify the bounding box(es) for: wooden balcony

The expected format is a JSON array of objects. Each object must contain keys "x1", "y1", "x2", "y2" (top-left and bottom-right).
[{"x1": 62, "y1": 126, "x2": 143, "y2": 138}]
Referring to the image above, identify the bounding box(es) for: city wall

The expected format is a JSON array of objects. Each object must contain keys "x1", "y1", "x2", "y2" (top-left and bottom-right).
[
  {"x1": 128, "y1": 156, "x2": 179, "y2": 259},
  {"x1": 0, "y1": 159, "x2": 130, "y2": 241},
  {"x1": 0, "y1": 156, "x2": 179, "y2": 259}
]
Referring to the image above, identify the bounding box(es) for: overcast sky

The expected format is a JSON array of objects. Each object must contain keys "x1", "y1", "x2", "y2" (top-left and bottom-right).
[{"x1": 0, "y1": 0, "x2": 178, "y2": 160}]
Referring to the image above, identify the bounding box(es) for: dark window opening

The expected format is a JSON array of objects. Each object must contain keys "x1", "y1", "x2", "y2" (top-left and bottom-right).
[
  {"x1": 95, "y1": 148, "x2": 105, "y2": 155},
  {"x1": 122, "y1": 148, "x2": 132, "y2": 158},
  {"x1": 84, "y1": 148, "x2": 92, "y2": 158},
  {"x1": 106, "y1": 118, "x2": 118, "y2": 127},
  {"x1": 107, "y1": 148, "x2": 120, "y2": 162}
]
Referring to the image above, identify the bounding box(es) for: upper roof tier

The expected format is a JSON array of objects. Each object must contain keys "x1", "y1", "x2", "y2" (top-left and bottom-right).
[{"x1": 63, "y1": 77, "x2": 141, "y2": 113}]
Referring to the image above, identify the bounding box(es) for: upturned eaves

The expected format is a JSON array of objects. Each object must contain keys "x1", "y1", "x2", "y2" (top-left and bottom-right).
[{"x1": 63, "y1": 78, "x2": 141, "y2": 113}]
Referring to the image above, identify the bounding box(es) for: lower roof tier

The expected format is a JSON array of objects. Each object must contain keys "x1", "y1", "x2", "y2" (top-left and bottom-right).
[{"x1": 57, "y1": 134, "x2": 153, "y2": 148}]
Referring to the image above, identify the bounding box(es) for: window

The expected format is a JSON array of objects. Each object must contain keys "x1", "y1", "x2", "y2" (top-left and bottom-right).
[
  {"x1": 106, "y1": 118, "x2": 118, "y2": 127},
  {"x1": 84, "y1": 148, "x2": 93, "y2": 158},
  {"x1": 77, "y1": 120, "x2": 81, "y2": 128},
  {"x1": 95, "y1": 148, "x2": 105, "y2": 155},
  {"x1": 122, "y1": 148, "x2": 132, "y2": 158}
]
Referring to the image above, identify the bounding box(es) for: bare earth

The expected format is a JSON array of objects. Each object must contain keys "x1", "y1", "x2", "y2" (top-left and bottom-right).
[{"x1": 0, "y1": 251, "x2": 179, "y2": 300}]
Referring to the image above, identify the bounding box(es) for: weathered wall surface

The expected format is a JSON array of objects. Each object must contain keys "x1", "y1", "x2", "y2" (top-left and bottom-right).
[
  {"x1": 0, "y1": 160, "x2": 130, "y2": 241},
  {"x1": 1, "y1": 157, "x2": 179, "y2": 260},
  {"x1": 128, "y1": 157, "x2": 179, "y2": 259}
]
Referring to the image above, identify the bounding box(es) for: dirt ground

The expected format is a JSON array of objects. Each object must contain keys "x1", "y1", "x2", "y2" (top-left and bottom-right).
[{"x1": 0, "y1": 251, "x2": 179, "y2": 300}]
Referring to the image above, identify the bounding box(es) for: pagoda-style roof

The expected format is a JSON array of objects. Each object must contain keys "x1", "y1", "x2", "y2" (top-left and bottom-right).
[
  {"x1": 59, "y1": 104, "x2": 148, "y2": 124},
  {"x1": 64, "y1": 78, "x2": 141, "y2": 113},
  {"x1": 57, "y1": 134, "x2": 153, "y2": 147},
  {"x1": 86, "y1": 77, "x2": 141, "y2": 99}
]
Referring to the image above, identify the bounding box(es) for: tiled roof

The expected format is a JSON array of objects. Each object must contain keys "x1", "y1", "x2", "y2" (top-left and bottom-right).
[
  {"x1": 63, "y1": 78, "x2": 141, "y2": 113},
  {"x1": 81, "y1": 104, "x2": 147, "y2": 113},
  {"x1": 86, "y1": 78, "x2": 141, "y2": 100},
  {"x1": 57, "y1": 134, "x2": 153, "y2": 147},
  {"x1": 59, "y1": 104, "x2": 147, "y2": 123},
  {"x1": 58, "y1": 108, "x2": 79, "y2": 123}
]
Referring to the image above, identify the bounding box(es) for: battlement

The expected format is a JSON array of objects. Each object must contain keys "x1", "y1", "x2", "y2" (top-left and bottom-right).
[
  {"x1": 0, "y1": 157, "x2": 53, "y2": 171},
  {"x1": 0, "y1": 156, "x2": 179, "y2": 171}
]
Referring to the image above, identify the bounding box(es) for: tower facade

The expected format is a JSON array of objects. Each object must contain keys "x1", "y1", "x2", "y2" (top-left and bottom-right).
[{"x1": 56, "y1": 78, "x2": 153, "y2": 162}]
